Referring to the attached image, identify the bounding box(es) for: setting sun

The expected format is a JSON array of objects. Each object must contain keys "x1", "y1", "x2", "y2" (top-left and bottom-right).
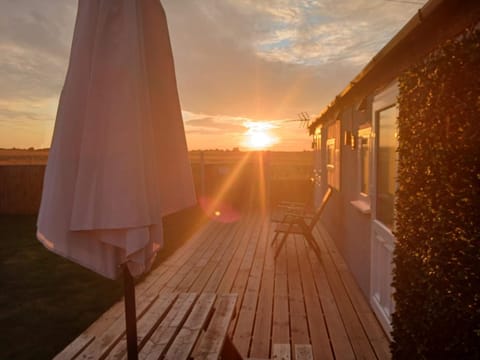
[{"x1": 243, "y1": 121, "x2": 279, "y2": 150}]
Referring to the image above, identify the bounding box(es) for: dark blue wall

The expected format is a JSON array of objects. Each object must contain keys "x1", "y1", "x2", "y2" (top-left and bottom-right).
[{"x1": 315, "y1": 99, "x2": 374, "y2": 298}]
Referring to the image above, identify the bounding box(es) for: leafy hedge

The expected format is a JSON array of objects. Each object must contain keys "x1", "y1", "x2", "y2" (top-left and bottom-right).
[{"x1": 392, "y1": 27, "x2": 480, "y2": 358}]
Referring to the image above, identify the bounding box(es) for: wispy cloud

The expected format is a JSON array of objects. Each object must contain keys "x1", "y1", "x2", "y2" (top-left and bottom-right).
[
  {"x1": 164, "y1": 0, "x2": 426, "y2": 121},
  {"x1": 226, "y1": 0, "x2": 427, "y2": 65},
  {"x1": 0, "y1": 0, "x2": 75, "y2": 147},
  {"x1": 0, "y1": 1, "x2": 75, "y2": 99}
]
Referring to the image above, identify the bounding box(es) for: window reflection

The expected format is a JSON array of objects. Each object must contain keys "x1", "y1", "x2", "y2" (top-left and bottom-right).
[{"x1": 376, "y1": 106, "x2": 397, "y2": 230}]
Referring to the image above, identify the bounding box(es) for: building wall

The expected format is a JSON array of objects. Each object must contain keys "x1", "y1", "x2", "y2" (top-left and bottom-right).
[
  {"x1": 314, "y1": 98, "x2": 374, "y2": 298},
  {"x1": 340, "y1": 103, "x2": 373, "y2": 297},
  {"x1": 315, "y1": 122, "x2": 342, "y2": 255}
]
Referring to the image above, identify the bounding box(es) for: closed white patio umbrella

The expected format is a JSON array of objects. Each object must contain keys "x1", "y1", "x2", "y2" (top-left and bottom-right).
[{"x1": 37, "y1": 1, "x2": 196, "y2": 357}]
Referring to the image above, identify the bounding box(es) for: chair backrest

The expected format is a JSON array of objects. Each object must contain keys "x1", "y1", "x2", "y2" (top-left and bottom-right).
[{"x1": 308, "y1": 186, "x2": 333, "y2": 231}]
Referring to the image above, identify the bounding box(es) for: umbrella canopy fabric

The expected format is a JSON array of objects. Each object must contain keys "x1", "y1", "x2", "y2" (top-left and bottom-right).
[{"x1": 37, "y1": 0, "x2": 196, "y2": 280}]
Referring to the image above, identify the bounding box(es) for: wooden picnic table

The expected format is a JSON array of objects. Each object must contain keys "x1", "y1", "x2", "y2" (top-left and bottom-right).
[{"x1": 56, "y1": 292, "x2": 240, "y2": 360}]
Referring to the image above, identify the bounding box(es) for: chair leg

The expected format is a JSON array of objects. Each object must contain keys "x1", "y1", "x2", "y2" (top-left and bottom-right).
[
  {"x1": 271, "y1": 231, "x2": 280, "y2": 247},
  {"x1": 274, "y1": 233, "x2": 289, "y2": 259},
  {"x1": 304, "y1": 232, "x2": 322, "y2": 259}
]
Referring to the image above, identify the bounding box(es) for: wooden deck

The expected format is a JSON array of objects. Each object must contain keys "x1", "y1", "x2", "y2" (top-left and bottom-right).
[{"x1": 57, "y1": 212, "x2": 391, "y2": 359}]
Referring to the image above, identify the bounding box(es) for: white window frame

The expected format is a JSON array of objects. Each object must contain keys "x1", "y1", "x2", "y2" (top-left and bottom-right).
[
  {"x1": 350, "y1": 125, "x2": 372, "y2": 214},
  {"x1": 358, "y1": 125, "x2": 371, "y2": 198},
  {"x1": 326, "y1": 120, "x2": 341, "y2": 190}
]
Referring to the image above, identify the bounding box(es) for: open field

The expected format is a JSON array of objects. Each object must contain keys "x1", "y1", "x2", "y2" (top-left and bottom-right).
[
  {"x1": 0, "y1": 149, "x2": 49, "y2": 165},
  {"x1": 1, "y1": 148, "x2": 313, "y2": 167}
]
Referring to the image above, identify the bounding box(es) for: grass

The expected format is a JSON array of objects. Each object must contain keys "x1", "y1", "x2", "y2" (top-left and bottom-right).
[{"x1": 0, "y1": 207, "x2": 206, "y2": 359}]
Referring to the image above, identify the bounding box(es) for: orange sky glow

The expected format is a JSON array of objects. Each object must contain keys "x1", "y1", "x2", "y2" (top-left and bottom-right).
[{"x1": 0, "y1": 0, "x2": 427, "y2": 151}]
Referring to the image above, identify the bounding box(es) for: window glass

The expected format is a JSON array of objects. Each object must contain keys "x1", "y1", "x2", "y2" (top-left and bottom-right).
[
  {"x1": 376, "y1": 106, "x2": 397, "y2": 229},
  {"x1": 358, "y1": 127, "x2": 371, "y2": 195},
  {"x1": 327, "y1": 138, "x2": 335, "y2": 168}
]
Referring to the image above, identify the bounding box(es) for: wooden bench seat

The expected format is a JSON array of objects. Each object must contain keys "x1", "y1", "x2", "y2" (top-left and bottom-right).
[
  {"x1": 55, "y1": 292, "x2": 239, "y2": 360},
  {"x1": 253, "y1": 344, "x2": 313, "y2": 360}
]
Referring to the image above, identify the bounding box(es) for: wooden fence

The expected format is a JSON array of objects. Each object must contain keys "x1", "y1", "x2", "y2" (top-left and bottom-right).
[
  {"x1": 0, "y1": 165, "x2": 45, "y2": 215},
  {"x1": 0, "y1": 158, "x2": 313, "y2": 215}
]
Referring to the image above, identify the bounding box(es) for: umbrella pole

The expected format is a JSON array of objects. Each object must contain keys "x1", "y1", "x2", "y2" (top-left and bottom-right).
[{"x1": 123, "y1": 264, "x2": 138, "y2": 360}]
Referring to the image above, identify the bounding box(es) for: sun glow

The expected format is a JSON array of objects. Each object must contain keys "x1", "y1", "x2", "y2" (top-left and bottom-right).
[{"x1": 243, "y1": 121, "x2": 279, "y2": 150}]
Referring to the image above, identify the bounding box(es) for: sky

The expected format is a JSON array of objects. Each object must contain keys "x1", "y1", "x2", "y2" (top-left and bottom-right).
[{"x1": 0, "y1": 0, "x2": 427, "y2": 151}]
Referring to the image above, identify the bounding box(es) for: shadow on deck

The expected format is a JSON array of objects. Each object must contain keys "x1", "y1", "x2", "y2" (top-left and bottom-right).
[{"x1": 56, "y1": 212, "x2": 391, "y2": 359}]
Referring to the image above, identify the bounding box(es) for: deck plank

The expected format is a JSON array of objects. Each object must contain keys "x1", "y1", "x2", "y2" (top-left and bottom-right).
[
  {"x1": 189, "y1": 221, "x2": 242, "y2": 293},
  {"x1": 164, "y1": 293, "x2": 217, "y2": 360},
  {"x1": 140, "y1": 293, "x2": 198, "y2": 360},
  {"x1": 76, "y1": 292, "x2": 158, "y2": 360},
  {"x1": 215, "y1": 215, "x2": 259, "y2": 293},
  {"x1": 229, "y1": 216, "x2": 262, "y2": 305},
  {"x1": 249, "y1": 222, "x2": 275, "y2": 359},
  {"x1": 217, "y1": 215, "x2": 262, "y2": 338},
  {"x1": 295, "y1": 237, "x2": 334, "y2": 360},
  {"x1": 286, "y1": 236, "x2": 310, "y2": 349},
  {"x1": 312, "y1": 226, "x2": 378, "y2": 359},
  {"x1": 54, "y1": 334, "x2": 95, "y2": 360},
  {"x1": 193, "y1": 294, "x2": 238, "y2": 360},
  {"x1": 163, "y1": 223, "x2": 226, "y2": 293},
  {"x1": 57, "y1": 213, "x2": 390, "y2": 360},
  {"x1": 202, "y1": 214, "x2": 254, "y2": 293},
  {"x1": 306, "y1": 230, "x2": 358, "y2": 359},
  {"x1": 175, "y1": 223, "x2": 233, "y2": 292},
  {"x1": 316, "y1": 226, "x2": 391, "y2": 359},
  {"x1": 271, "y1": 234, "x2": 290, "y2": 345},
  {"x1": 105, "y1": 293, "x2": 178, "y2": 360},
  {"x1": 272, "y1": 344, "x2": 291, "y2": 360},
  {"x1": 294, "y1": 344, "x2": 313, "y2": 360},
  {"x1": 232, "y1": 219, "x2": 269, "y2": 356}
]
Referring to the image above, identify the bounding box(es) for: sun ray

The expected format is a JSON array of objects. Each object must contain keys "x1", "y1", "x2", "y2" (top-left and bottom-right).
[
  {"x1": 203, "y1": 151, "x2": 253, "y2": 219},
  {"x1": 256, "y1": 151, "x2": 268, "y2": 218}
]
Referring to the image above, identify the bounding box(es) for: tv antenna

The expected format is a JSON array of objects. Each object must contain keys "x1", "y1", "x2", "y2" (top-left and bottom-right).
[
  {"x1": 297, "y1": 112, "x2": 310, "y2": 128},
  {"x1": 282, "y1": 112, "x2": 311, "y2": 128}
]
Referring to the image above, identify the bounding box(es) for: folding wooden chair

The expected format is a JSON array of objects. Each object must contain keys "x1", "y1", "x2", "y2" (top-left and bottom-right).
[
  {"x1": 270, "y1": 199, "x2": 313, "y2": 223},
  {"x1": 271, "y1": 187, "x2": 333, "y2": 259}
]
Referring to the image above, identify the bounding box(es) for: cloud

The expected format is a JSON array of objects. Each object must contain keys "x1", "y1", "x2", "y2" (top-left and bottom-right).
[
  {"x1": 163, "y1": 0, "x2": 426, "y2": 122},
  {"x1": 186, "y1": 117, "x2": 246, "y2": 133},
  {"x1": 181, "y1": 109, "x2": 311, "y2": 151},
  {"x1": 0, "y1": 108, "x2": 49, "y2": 123},
  {"x1": 224, "y1": 0, "x2": 427, "y2": 66},
  {"x1": 0, "y1": 0, "x2": 75, "y2": 148},
  {"x1": 0, "y1": 0, "x2": 427, "y2": 149},
  {"x1": 0, "y1": 1, "x2": 75, "y2": 100},
  {"x1": 0, "y1": 44, "x2": 66, "y2": 101},
  {"x1": 0, "y1": 95, "x2": 57, "y2": 119},
  {"x1": 183, "y1": 111, "x2": 249, "y2": 134}
]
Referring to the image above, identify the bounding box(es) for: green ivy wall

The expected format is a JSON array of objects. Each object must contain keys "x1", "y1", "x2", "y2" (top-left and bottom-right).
[{"x1": 392, "y1": 27, "x2": 480, "y2": 358}]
